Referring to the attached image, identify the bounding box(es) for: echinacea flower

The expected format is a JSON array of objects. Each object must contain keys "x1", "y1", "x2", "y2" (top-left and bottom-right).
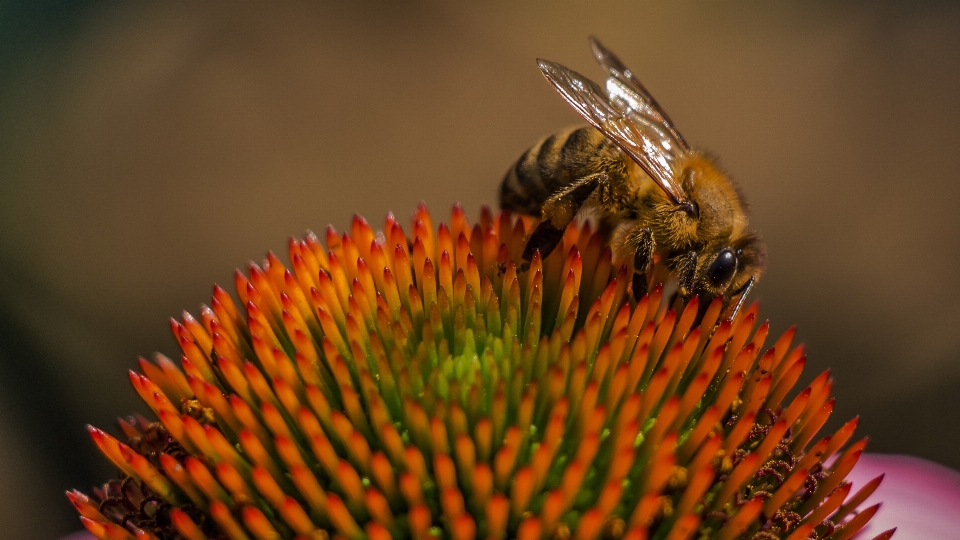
[
  {"x1": 69, "y1": 204, "x2": 893, "y2": 540},
  {"x1": 844, "y1": 454, "x2": 960, "y2": 539}
]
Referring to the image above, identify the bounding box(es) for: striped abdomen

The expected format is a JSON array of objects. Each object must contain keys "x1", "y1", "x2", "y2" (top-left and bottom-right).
[{"x1": 499, "y1": 126, "x2": 624, "y2": 217}]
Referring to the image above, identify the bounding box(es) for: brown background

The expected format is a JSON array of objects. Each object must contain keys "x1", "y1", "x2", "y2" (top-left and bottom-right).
[{"x1": 1, "y1": 2, "x2": 958, "y2": 539}]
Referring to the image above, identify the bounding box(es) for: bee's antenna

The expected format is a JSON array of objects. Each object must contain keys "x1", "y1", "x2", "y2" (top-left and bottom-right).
[{"x1": 727, "y1": 275, "x2": 756, "y2": 322}]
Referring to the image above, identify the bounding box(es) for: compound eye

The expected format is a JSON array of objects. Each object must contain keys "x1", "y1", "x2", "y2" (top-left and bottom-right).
[{"x1": 707, "y1": 248, "x2": 737, "y2": 287}]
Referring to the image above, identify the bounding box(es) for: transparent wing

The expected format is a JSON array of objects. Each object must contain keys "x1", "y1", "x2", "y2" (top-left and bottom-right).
[
  {"x1": 537, "y1": 59, "x2": 689, "y2": 205},
  {"x1": 588, "y1": 36, "x2": 688, "y2": 150}
]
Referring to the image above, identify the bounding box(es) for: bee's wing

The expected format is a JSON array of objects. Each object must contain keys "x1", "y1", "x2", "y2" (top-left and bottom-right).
[
  {"x1": 537, "y1": 59, "x2": 689, "y2": 206},
  {"x1": 588, "y1": 36, "x2": 689, "y2": 150}
]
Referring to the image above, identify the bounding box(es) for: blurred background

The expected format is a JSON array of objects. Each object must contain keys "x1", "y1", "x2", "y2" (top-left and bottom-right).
[{"x1": 1, "y1": 1, "x2": 958, "y2": 538}]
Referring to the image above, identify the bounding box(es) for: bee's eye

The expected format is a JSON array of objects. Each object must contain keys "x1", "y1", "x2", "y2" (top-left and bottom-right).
[{"x1": 707, "y1": 248, "x2": 737, "y2": 287}]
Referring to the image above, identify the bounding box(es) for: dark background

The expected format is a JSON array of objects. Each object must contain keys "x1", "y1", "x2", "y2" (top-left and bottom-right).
[{"x1": 1, "y1": 2, "x2": 958, "y2": 539}]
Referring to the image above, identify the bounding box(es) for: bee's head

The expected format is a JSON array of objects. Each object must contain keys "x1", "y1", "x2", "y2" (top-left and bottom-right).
[
  {"x1": 694, "y1": 232, "x2": 766, "y2": 305},
  {"x1": 654, "y1": 155, "x2": 747, "y2": 251}
]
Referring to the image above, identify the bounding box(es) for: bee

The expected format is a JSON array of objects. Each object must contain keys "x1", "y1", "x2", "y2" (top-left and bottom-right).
[{"x1": 500, "y1": 37, "x2": 765, "y2": 318}]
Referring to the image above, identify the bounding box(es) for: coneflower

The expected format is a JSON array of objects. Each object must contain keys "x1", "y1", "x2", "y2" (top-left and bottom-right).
[{"x1": 68, "y1": 204, "x2": 893, "y2": 540}]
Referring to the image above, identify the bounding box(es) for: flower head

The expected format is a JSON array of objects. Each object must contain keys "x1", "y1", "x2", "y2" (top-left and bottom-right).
[{"x1": 69, "y1": 205, "x2": 889, "y2": 540}]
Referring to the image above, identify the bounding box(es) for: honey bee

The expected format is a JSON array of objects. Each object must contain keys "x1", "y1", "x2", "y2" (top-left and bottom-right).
[{"x1": 500, "y1": 37, "x2": 765, "y2": 318}]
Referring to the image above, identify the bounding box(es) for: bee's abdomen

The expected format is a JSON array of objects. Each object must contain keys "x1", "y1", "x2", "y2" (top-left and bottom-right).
[{"x1": 500, "y1": 126, "x2": 605, "y2": 216}]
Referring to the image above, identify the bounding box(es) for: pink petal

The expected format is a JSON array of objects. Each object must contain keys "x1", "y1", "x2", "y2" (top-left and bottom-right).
[
  {"x1": 847, "y1": 453, "x2": 960, "y2": 539},
  {"x1": 58, "y1": 533, "x2": 96, "y2": 540}
]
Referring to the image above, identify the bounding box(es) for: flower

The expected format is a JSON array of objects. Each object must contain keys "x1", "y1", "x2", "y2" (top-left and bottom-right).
[
  {"x1": 69, "y1": 204, "x2": 889, "y2": 540},
  {"x1": 844, "y1": 454, "x2": 960, "y2": 539}
]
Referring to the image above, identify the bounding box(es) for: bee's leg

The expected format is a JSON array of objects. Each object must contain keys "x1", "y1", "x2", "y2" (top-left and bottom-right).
[
  {"x1": 521, "y1": 173, "x2": 606, "y2": 270},
  {"x1": 631, "y1": 227, "x2": 655, "y2": 301},
  {"x1": 676, "y1": 251, "x2": 698, "y2": 298},
  {"x1": 520, "y1": 222, "x2": 564, "y2": 273}
]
